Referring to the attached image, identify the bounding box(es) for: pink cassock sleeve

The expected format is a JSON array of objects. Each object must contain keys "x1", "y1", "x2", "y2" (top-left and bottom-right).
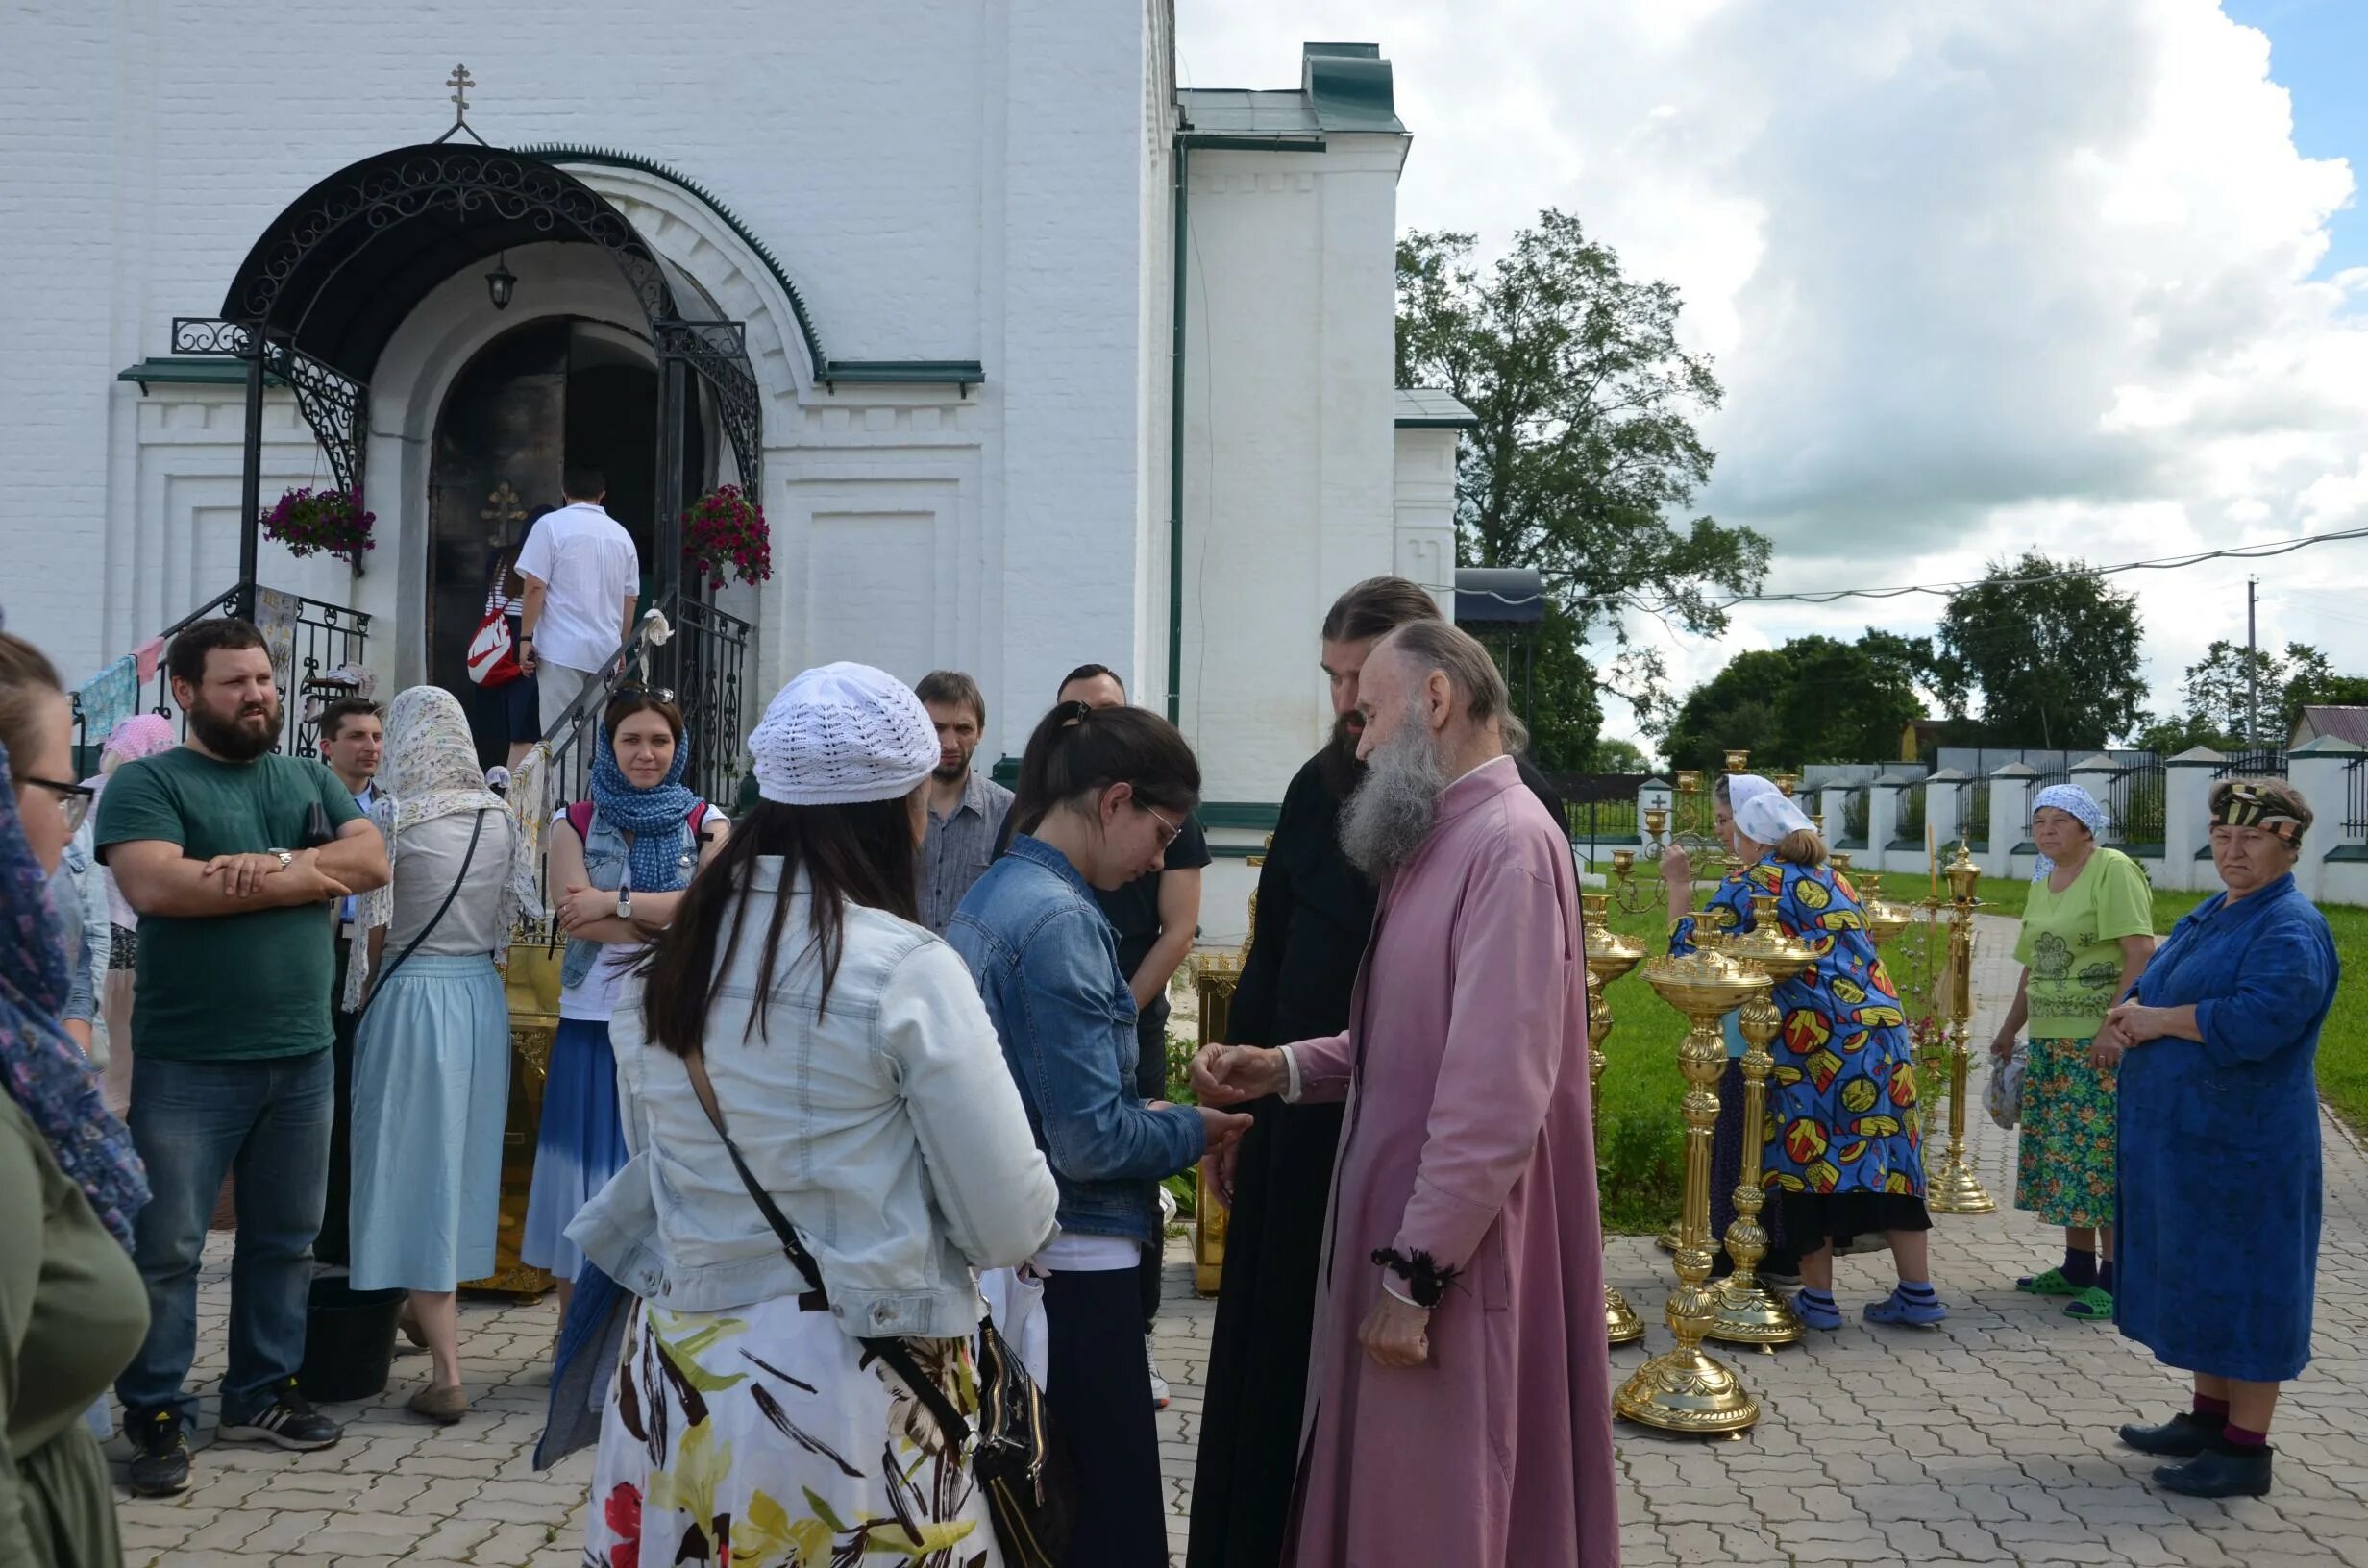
[
  {"x1": 1285, "y1": 1031, "x2": 1354, "y2": 1103},
  {"x1": 1392, "y1": 859, "x2": 1570, "y2": 1274}
]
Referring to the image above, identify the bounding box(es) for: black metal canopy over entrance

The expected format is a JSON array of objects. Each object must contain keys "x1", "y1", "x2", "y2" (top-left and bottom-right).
[{"x1": 172, "y1": 142, "x2": 764, "y2": 608}]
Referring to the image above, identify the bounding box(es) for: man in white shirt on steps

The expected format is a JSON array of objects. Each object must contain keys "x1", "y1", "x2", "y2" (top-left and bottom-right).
[{"x1": 516, "y1": 465, "x2": 640, "y2": 737}]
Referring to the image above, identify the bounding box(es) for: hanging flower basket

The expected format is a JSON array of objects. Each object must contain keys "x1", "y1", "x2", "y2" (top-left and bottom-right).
[
  {"x1": 682, "y1": 484, "x2": 773, "y2": 589},
  {"x1": 260, "y1": 486, "x2": 376, "y2": 566}
]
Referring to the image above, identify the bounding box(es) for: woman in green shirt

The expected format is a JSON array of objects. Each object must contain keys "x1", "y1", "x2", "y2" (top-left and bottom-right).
[
  {"x1": 1987, "y1": 784, "x2": 2156, "y2": 1321},
  {"x1": 1, "y1": 630, "x2": 153, "y2": 1566}
]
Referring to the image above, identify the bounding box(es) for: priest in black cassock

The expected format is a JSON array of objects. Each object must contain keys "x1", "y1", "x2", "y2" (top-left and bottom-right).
[{"x1": 1186, "y1": 576, "x2": 1569, "y2": 1568}]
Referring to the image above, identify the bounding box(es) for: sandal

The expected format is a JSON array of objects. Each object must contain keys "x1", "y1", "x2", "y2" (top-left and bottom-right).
[
  {"x1": 2015, "y1": 1267, "x2": 2084, "y2": 1297},
  {"x1": 2062, "y1": 1286, "x2": 2114, "y2": 1321}
]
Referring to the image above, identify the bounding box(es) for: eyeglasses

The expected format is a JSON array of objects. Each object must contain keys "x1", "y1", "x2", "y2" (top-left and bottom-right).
[
  {"x1": 614, "y1": 684, "x2": 678, "y2": 705},
  {"x1": 23, "y1": 777, "x2": 95, "y2": 834},
  {"x1": 1143, "y1": 804, "x2": 1186, "y2": 849}
]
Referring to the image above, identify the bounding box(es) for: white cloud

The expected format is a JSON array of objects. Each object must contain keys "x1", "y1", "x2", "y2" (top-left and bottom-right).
[{"x1": 1178, "y1": 0, "x2": 2368, "y2": 743}]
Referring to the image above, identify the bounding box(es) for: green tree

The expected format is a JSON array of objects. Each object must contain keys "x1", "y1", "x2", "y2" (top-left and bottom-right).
[
  {"x1": 1932, "y1": 554, "x2": 2149, "y2": 749},
  {"x1": 1396, "y1": 213, "x2": 1771, "y2": 756},
  {"x1": 1589, "y1": 736, "x2": 1654, "y2": 774},
  {"x1": 1663, "y1": 630, "x2": 1930, "y2": 774},
  {"x1": 2276, "y1": 645, "x2": 2368, "y2": 736}
]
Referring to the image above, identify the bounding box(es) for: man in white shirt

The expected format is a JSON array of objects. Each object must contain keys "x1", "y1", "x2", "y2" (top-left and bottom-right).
[{"x1": 516, "y1": 465, "x2": 641, "y2": 736}]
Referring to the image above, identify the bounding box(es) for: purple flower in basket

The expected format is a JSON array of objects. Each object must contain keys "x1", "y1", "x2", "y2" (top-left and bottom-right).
[{"x1": 260, "y1": 487, "x2": 376, "y2": 563}]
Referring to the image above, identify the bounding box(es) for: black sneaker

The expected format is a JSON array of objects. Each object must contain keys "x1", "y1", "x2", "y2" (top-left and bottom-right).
[
  {"x1": 2155, "y1": 1442, "x2": 2273, "y2": 1499},
  {"x1": 2119, "y1": 1409, "x2": 2225, "y2": 1458},
  {"x1": 218, "y1": 1384, "x2": 342, "y2": 1451},
  {"x1": 126, "y1": 1408, "x2": 192, "y2": 1497}
]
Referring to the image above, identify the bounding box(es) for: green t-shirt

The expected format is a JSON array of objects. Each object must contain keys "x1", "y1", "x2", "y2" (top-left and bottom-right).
[
  {"x1": 2013, "y1": 845, "x2": 2153, "y2": 1041},
  {"x1": 94, "y1": 747, "x2": 364, "y2": 1062}
]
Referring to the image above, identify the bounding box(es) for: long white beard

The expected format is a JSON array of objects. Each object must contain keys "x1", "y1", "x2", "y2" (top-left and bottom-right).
[{"x1": 1339, "y1": 702, "x2": 1446, "y2": 879}]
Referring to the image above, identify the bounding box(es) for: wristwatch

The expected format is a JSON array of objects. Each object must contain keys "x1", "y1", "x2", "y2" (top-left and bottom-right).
[
  {"x1": 267, "y1": 847, "x2": 295, "y2": 870},
  {"x1": 616, "y1": 888, "x2": 633, "y2": 920}
]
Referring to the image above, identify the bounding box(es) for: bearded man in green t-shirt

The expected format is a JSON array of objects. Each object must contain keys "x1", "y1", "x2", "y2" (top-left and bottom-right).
[{"x1": 94, "y1": 618, "x2": 389, "y2": 1498}]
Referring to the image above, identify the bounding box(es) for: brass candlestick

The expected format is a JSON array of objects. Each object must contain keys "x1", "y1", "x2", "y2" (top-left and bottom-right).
[
  {"x1": 1772, "y1": 772, "x2": 1799, "y2": 799},
  {"x1": 1581, "y1": 895, "x2": 1648, "y2": 1347},
  {"x1": 1616, "y1": 949, "x2": 1768, "y2": 1434},
  {"x1": 1924, "y1": 845, "x2": 1996, "y2": 1214},
  {"x1": 1723, "y1": 749, "x2": 1751, "y2": 775},
  {"x1": 1705, "y1": 894, "x2": 1813, "y2": 1348}
]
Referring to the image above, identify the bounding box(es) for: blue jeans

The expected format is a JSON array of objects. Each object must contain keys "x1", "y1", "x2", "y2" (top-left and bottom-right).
[{"x1": 116, "y1": 1050, "x2": 333, "y2": 1426}]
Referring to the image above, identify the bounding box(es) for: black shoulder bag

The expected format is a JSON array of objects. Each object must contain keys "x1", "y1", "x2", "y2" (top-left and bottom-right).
[
  {"x1": 352, "y1": 809, "x2": 488, "y2": 1027},
  {"x1": 680, "y1": 1051, "x2": 1074, "y2": 1568}
]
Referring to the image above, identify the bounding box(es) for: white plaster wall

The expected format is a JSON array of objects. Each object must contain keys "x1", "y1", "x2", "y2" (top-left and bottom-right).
[
  {"x1": 1394, "y1": 427, "x2": 1460, "y2": 620},
  {"x1": 1178, "y1": 138, "x2": 1405, "y2": 805}
]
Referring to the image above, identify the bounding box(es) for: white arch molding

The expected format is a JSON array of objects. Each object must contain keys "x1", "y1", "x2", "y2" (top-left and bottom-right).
[{"x1": 358, "y1": 167, "x2": 807, "y2": 687}]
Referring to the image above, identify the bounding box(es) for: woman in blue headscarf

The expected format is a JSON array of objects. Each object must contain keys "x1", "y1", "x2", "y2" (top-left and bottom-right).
[
  {"x1": 522, "y1": 688, "x2": 728, "y2": 1319},
  {"x1": 0, "y1": 629, "x2": 152, "y2": 1567},
  {"x1": 2108, "y1": 778, "x2": 2339, "y2": 1500},
  {"x1": 1986, "y1": 783, "x2": 2156, "y2": 1321}
]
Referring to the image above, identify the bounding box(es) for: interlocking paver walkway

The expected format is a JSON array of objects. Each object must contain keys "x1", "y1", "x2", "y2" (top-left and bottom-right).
[{"x1": 118, "y1": 914, "x2": 2368, "y2": 1565}]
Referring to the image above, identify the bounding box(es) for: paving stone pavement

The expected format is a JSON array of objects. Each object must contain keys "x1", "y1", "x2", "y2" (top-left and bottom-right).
[{"x1": 117, "y1": 914, "x2": 2367, "y2": 1565}]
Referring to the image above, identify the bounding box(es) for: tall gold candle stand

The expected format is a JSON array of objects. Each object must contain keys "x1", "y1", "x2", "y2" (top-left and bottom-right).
[
  {"x1": 1923, "y1": 845, "x2": 1996, "y2": 1213},
  {"x1": 1705, "y1": 895, "x2": 1813, "y2": 1348},
  {"x1": 1581, "y1": 894, "x2": 1647, "y2": 1347},
  {"x1": 1616, "y1": 948, "x2": 1768, "y2": 1434}
]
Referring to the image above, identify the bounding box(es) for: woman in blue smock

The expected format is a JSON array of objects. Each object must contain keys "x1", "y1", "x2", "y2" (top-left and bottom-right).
[{"x1": 2105, "y1": 778, "x2": 2339, "y2": 1500}]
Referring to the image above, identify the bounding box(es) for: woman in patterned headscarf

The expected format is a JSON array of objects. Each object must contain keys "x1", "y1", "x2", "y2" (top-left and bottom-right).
[
  {"x1": 2107, "y1": 778, "x2": 2338, "y2": 1500},
  {"x1": 1987, "y1": 783, "x2": 2156, "y2": 1322},
  {"x1": 344, "y1": 685, "x2": 530, "y2": 1425},
  {"x1": 0, "y1": 629, "x2": 151, "y2": 1566}
]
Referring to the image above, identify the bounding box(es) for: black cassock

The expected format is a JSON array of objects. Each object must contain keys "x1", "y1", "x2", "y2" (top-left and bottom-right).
[{"x1": 1187, "y1": 745, "x2": 1566, "y2": 1568}]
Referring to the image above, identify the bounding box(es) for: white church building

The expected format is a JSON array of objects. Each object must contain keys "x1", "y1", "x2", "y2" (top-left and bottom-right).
[{"x1": 3, "y1": 3, "x2": 1470, "y2": 939}]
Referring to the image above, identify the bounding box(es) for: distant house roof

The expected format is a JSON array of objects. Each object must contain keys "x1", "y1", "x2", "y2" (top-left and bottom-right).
[
  {"x1": 2294, "y1": 705, "x2": 2368, "y2": 747},
  {"x1": 1394, "y1": 387, "x2": 1479, "y2": 429},
  {"x1": 1178, "y1": 42, "x2": 1408, "y2": 144}
]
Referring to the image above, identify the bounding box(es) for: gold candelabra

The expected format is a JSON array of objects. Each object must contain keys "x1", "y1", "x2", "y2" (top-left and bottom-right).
[
  {"x1": 1616, "y1": 948, "x2": 1768, "y2": 1434},
  {"x1": 1922, "y1": 845, "x2": 1995, "y2": 1214},
  {"x1": 1704, "y1": 894, "x2": 1814, "y2": 1348},
  {"x1": 1609, "y1": 755, "x2": 1741, "y2": 918},
  {"x1": 1580, "y1": 894, "x2": 1647, "y2": 1347}
]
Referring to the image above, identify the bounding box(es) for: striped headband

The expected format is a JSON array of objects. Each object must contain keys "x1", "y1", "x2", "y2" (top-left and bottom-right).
[{"x1": 2213, "y1": 784, "x2": 2304, "y2": 846}]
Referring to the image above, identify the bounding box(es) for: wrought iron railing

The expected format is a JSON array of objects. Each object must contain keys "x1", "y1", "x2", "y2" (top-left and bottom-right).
[
  {"x1": 68, "y1": 583, "x2": 371, "y2": 765},
  {"x1": 1547, "y1": 772, "x2": 1649, "y2": 866},
  {"x1": 2213, "y1": 747, "x2": 2289, "y2": 779},
  {"x1": 2344, "y1": 754, "x2": 2365, "y2": 843},
  {"x1": 1963, "y1": 778, "x2": 1991, "y2": 849},
  {"x1": 2104, "y1": 757, "x2": 2168, "y2": 845}
]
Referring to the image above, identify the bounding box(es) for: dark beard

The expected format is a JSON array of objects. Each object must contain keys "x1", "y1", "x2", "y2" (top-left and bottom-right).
[
  {"x1": 1316, "y1": 712, "x2": 1366, "y2": 798},
  {"x1": 188, "y1": 698, "x2": 281, "y2": 762},
  {"x1": 1338, "y1": 702, "x2": 1446, "y2": 878},
  {"x1": 933, "y1": 760, "x2": 970, "y2": 784}
]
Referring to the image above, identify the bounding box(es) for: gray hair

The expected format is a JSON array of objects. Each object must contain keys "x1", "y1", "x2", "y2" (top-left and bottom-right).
[{"x1": 1377, "y1": 620, "x2": 1529, "y2": 753}]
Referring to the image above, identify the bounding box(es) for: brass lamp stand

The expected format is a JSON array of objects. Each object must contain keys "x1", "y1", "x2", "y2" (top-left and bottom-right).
[
  {"x1": 1616, "y1": 948, "x2": 1768, "y2": 1434},
  {"x1": 1580, "y1": 894, "x2": 1647, "y2": 1347},
  {"x1": 1923, "y1": 845, "x2": 1995, "y2": 1213},
  {"x1": 1704, "y1": 895, "x2": 1813, "y2": 1348}
]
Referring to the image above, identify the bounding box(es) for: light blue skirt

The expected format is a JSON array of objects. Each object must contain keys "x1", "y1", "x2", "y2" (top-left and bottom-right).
[
  {"x1": 521, "y1": 1017, "x2": 630, "y2": 1281},
  {"x1": 349, "y1": 953, "x2": 510, "y2": 1292}
]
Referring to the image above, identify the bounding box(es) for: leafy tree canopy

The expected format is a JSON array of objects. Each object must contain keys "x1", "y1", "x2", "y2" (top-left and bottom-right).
[
  {"x1": 1931, "y1": 554, "x2": 2148, "y2": 750},
  {"x1": 1663, "y1": 629, "x2": 1930, "y2": 774}
]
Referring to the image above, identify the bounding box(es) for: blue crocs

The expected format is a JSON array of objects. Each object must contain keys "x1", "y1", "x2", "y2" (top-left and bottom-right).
[
  {"x1": 1792, "y1": 1288, "x2": 1843, "y2": 1331},
  {"x1": 1863, "y1": 1285, "x2": 1949, "y2": 1326}
]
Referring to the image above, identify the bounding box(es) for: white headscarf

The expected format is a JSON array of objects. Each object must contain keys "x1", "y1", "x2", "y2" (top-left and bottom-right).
[
  {"x1": 342, "y1": 685, "x2": 532, "y2": 1009},
  {"x1": 1728, "y1": 773, "x2": 1814, "y2": 848},
  {"x1": 2030, "y1": 783, "x2": 2107, "y2": 884}
]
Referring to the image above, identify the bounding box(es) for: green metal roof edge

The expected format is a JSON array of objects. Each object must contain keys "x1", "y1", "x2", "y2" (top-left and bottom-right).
[
  {"x1": 1395, "y1": 414, "x2": 1478, "y2": 429},
  {"x1": 117, "y1": 357, "x2": 287, "y2": 390},
  {"x1": 821, "y1": 360, "x2": 984, "y2": 388},
  {"x1": 1175, "y1": 130, "x2": 1329, "y2": 153},
  {"x1": 1303, "y1": 44, "x2": 1406, "y2": 135}
]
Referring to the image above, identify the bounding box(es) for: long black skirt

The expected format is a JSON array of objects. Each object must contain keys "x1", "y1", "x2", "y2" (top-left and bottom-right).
[
  {"x1": 1044, "y1": 1265, "x2": 1169, "y2": 1567},
  {"x1": 1708, "y1": 1058, "x2": 1794, "y2": 1276}
]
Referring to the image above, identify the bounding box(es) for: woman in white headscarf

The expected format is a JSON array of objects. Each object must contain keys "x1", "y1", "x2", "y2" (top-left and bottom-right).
[
  {"x1": 345, "y1": 685, "x2": 531, "y2": 1424},
  {"x1": 1664, "y1": 773, "x2": 1943, "y2": 1330}
]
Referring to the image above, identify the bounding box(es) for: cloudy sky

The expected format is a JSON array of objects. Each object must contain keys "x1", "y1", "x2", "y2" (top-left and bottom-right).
[{"x1": 1177, "y1": 0, "x2": 2368, "y2": 748}]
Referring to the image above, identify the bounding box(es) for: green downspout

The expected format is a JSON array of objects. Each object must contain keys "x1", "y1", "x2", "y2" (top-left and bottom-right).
[{"x1": 1166, "y1": 137, "x2": 1189, "y2": 725}]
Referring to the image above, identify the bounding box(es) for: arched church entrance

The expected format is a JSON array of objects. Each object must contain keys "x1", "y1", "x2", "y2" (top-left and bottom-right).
[{"x1": 428, "y1": 317, "x2": 707, "y2": 765}]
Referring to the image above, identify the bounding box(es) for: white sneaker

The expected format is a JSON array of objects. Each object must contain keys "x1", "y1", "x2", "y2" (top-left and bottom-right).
[{"x1": 1148, "y1": 1350, "x2": 1172, "y2": 1409}]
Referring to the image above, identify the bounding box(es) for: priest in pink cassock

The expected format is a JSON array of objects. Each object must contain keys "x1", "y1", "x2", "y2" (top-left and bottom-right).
[{"x1": 1192, "y1": 618, "x2": 1619, "y2": 1568}]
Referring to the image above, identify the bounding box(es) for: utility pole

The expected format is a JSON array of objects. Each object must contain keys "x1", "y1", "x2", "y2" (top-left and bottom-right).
[{"x1": 2245, "y1": 576, "x2": 2259, "y2": 749}]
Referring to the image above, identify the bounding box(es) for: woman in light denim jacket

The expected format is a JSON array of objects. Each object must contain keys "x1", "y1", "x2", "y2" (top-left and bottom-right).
[
  {"x1": 522, "y1": 688, "x2": 728, "y2": 1319},
  {"x1": 949, "y1": 698, "x2": 1251, "y2": 1567},
  {"x1": 568, "y1": 663, "x2": 1058, "y2": 1567}
]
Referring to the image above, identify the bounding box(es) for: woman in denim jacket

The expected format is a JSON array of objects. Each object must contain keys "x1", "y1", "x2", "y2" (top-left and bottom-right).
[
  {"x1": 523, "y1": 689, "x2": 728, "y2": 1319},
  {"x1": 570, "y1": 663, "x2": 1058, "y2": 1567},
  {"x1": 949, "y1": 699, "x2": 1251, "y2": 1566}
]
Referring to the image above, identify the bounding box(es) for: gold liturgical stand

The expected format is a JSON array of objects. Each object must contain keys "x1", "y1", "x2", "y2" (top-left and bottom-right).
[{"x1": 460, "y1": 943, "x2": 563, "y2": 1297}]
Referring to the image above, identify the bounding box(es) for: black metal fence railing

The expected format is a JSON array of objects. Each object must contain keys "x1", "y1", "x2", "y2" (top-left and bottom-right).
[
  {"x1": 2344, "y1": 754, "x2": 2365, "y2": 842},
  {"x1": 1546, "y1": 772, "x2": 1647, "y2": 866},
  {"x1": 1837, "y1": 785, "x2": 1870, "y2": 847},
  {"x1": 1963, "y1": 778, "x2": 1991, "y2": 849},
  {"x1": 1896, "y1": 782, "x2": 1928, "y2": 844},
  {"x1": 2105, "y1": 757, "x2": 2168, "y2": 845},
  {"x1": 67, "y1": 583, "x2": 372, "y2": 767},
  {"x1": 2213, "y1": 747, "x2": 2289, "y2": 779}
]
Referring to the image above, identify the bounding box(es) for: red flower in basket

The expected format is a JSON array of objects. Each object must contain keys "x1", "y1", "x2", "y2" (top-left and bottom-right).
[
  {"x1": 682, "y1": 485, "x2": 772, "y2": 590},
  {"x1": 259, "y1": 487, "x2": 376, "y2": 565}
]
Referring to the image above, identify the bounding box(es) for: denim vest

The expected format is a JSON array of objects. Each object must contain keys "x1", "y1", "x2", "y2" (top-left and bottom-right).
[
  {"x1": 945, "y1": 836, "x2": 1204, "y2": 1246},
  {"x1": 559, "y1": 807, "x2": 700, "y2": 990}
]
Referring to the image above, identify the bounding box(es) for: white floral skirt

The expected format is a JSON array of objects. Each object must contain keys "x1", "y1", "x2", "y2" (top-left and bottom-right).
[{"x1": 585, "y1": 1294, "x2": 999, "y2": 1568}]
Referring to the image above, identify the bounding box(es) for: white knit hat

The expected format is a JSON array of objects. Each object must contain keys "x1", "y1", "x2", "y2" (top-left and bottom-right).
[{"x1": 749, "y1": 662, "x2": 941, "y2": 805}]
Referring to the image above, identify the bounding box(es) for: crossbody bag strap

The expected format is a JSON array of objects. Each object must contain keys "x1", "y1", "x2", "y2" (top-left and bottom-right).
[
  {"x1": 680, "y1": 1048, "x2": 974, "y2": 1448},
  {"x1": 355, "y1": 807, "x2": 487, "y2": 1025}
]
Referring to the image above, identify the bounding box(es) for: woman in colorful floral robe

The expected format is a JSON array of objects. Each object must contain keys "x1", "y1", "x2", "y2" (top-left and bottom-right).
[{"x1": 1666, "y1": 774, "x2": 1944, "y2": 1330}]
